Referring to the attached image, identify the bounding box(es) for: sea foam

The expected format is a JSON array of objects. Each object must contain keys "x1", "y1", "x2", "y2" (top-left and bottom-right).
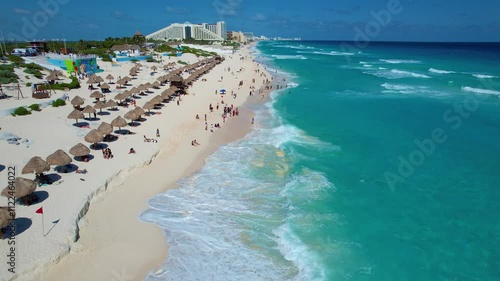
[
  {"x1": 462, "y1": 86, "x2": 500, "y2": 96},
  {"x1": 429, "y1": 68, "x2": 455, "y2": 74},
  {"x1": 272, "y1": 55, "x2": 308, "y2": 60},
  {"x1": 379, "y1": 59, "x2": 422, "y2": 64}
]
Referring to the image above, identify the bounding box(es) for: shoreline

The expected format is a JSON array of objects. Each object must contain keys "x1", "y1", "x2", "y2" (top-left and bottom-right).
[{"x1": 12, "y1": 43, "x2": 274, "y2": 281}]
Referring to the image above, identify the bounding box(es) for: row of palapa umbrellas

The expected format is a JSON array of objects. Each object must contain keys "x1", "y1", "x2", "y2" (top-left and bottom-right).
[{"x1": 0, "y1": 57, "x2": 224, "y2": 229}]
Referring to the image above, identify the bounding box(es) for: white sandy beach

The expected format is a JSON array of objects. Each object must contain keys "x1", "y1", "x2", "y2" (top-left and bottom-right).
[{"x1": 0, "y1": 43, "x2": 273, "y2": 280}]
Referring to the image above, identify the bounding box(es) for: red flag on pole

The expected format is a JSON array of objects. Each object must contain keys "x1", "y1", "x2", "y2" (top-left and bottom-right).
[{"x1": 35, "y1": 207, "x2": 43, "y2": 214}]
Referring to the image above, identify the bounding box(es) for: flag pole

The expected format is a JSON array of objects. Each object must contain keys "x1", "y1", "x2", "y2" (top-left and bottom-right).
[{"x1": 42, "y1": 213, "x2": 45, "y2": 237}]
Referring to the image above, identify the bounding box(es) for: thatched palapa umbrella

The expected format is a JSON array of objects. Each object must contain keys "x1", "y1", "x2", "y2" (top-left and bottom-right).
[
  {"x1": 71, "y1": 96, "x2": 85, "y2": 107},
  {"x1": 124, "y1": 110, "x2": 138, "y2": 123},
  {"x1": 100, "y1": 83, "x2": 110, "y2": 90},
  {"x1": 152, "y1": 81, "x2": 160, "y2": 88},
  {"x1": 82, "y1": 105, "x2": 97, "y2": 118},
  {"x1": 133, "y1": 106, "x2": 145, "y2": 117},
  {"x1": 69, "y1": 143, "x2": 91, "y2": 157},
  {"x1": 130, "y1": 87, "x2": 139, "y2": 94},
  {"x1": 97, "y1": 122, "x2": 113, "y2": 135},
  {"x1": 114, "y1": 93, "x2": 125, "y2": 101},
  {"x1": 2, "y1": 178, "x2": 36, "y2": 199},
  {"x1": 90, "y1": 91, "x2": 104, "y2": 99},
  {"x1": 116, "y1": 78, "x2": 126, "y2": 87},
  {"x1": 22, "y1": 156, "x2": 50, "y2": 175},
  {"x1": 46, "y1": 73, "x2": 58, "y2": 81},
  {"x1": 106, "y1": 74, "x2": 114, "y2": 83},
  {"x1": 95, "y1": 76, "x2": 104, "y2": 83},
  {"x1": 143, "y1": 101, "x2": 155, "y2": 113},
  {"x1": 0, "y1": 207, "x2": 15, "y2": 233},
  {"x1": 84, "y1": 129, "x2": 104, "y2": 149},
  {"x1": 67, "y1": 109, "x2": 84, "y2": 124},
  {"x1": 46, "y1": 149, "x2": 72, "y2": 170},
  {"x1": 105, "y1": 99, "x2": 117, "y2": 109},
  {"x1": 87, "y1": 76, "x2": 98, "y2": 84},
  {"x1": 151, "y1": 66, "x2": 157, "y2": 72},
  {"x1": 153, "y1": 95, "x2": 164, "y2": 104},
  {"x1": 94, "y1": 101, "x2": 107, "y2": 113},
  {"x1": 111, "y1": 116, "x2": 128, "y2": 133}
]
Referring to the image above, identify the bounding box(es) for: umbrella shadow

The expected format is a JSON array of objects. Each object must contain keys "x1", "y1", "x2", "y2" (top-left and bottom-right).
[
  {"x1": 90, "y1": 143, "x2": 108, "y2": 150},
  {"x1": 137, "y1": 117, "x2": 148, "y2": 122},
  {"x1": 134, "y1": 95, "x2": 143, "y2": 99},
  {"x1": 2, "y1": 217, "x2": 32, "y2": 238},
  {"x1": 97, "y1": 111, "x2": 110, "y2": 116},
  {"x1": 74, "y1": 154, "x2": 94, "y2": 162},
  {"x1": 128, "y1": 122, "x2": 141, "y2": 127},
  {"x1": 114, "y1": 129, "x2": 130, "y2": 135},
  {"x1": 46, "y1": 173, "x2": 62, "y2": 183},
  {"x1": 56, "y1": 163, "x2": 78, "y2": 173},
  {"x1": 73, "y1": 122, "x2": 89, "y2": 128},
  {"x1": 16, "y1": 191, "x2": 49, "y2": 206},
  {"x1": 29, "y1": 191, "x2": 49, "y2": 205},
  {"x1": 107, "y1": 107, "x2": 120, "y2": 112},
  {"x1": 0, "y1": 165, "x2": 5, "y2": 172},
  {"x1": 84, "y1": 117, "x2": 101, "y2": 122},
  {"x1": 103, "y1": 135, "x2": 119, "y2": 142}
]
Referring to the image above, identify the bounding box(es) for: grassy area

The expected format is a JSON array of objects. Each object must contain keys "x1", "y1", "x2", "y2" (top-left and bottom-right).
[
  {"x1": 155, "y1": 44, "x2": 217, "y2": 57},
  {"x1": 12, "y1": 107, "x2": 31, "y2": 116},
  {"x1": 0, "y1": 64, "x2": 19, "y2": 84},
  {"x1": 23, "y1": 63, "x2": 44, "y2": 79},
  {"x1": 28, "y1": 104, "x2": 41, "y2": 111},
  {"x1": 52, "y1": 99, "x2": 66, "y2": 107},
  {"x1": 181, "y1": 46, "x2": 217, "y2": 57},
  {"x1": 50, "y1": 76, "x2": 81, "y2": 90}
]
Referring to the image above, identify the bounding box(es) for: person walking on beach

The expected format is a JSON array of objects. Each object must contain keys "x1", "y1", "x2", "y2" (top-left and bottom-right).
[
  {"x1": 156, "y1": 128, "x2": 160, "y2": 137},
  {"x1": 251, "y1": 117, "x2": 254, "y2": 124}
]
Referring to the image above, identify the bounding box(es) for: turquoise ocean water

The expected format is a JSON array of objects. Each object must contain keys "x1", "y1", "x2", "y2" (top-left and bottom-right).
[{"x1": 142, "y1": 41, "x2": 500, "y2": 281}]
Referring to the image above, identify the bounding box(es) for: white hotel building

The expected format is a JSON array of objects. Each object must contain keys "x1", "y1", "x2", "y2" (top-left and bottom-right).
[{"x1": 146, "y1": 21, "x2": 227, "y2": 41}]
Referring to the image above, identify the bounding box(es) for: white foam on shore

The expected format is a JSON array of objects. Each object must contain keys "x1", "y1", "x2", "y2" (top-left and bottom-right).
[
  {"x1": 312, "y1": 51, "x2": 355, "y2": 56},
  {"x1": 272, "y1": 55, "x2": 308, "y2": 60},
  {"x1": 472, "y1": 74, "x2": 498, "y2": 79},
  {"x1": 462, "y1": 86, "x2": 500, "y2": 96},
  {"x1": 365, "y1": 69, "x2": 431, "y2": 79},
  {"x1": 379, "y1": 59, "x2": 422, "y2": 64},
  {"x1": 429, "y1": 68, "x2": 455, "y2": 74}
]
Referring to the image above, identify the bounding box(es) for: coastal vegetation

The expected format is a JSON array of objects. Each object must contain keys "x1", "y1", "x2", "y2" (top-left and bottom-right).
[
  {"x1": 50, "y1": 76, "x2": 81, "y2": 90},
  {"x1": 12, "y1": 106, "x2": 31, "y2": 116},
  {"x1": 23, "y1": 63, "x2": 44, "y2": 79},
  {"x1": 0, "y1": 64, "x2": 19, "y2": 84},
  {"x1": 51, "y1": 99, "x2": 66, "y2": 107},
  {"x1": 28, "y1": 103, "x2": 41, "y2": 111}
]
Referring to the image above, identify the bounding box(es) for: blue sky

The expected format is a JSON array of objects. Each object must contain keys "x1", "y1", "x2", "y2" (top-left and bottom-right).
[{"x1": 0, "y1": 0, "x2": 499, "y2": 42}]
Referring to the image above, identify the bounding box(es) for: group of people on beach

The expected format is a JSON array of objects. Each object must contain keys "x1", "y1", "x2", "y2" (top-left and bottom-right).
[{"x1": 102, "y1": 148, "x2": 114, "y2": 159}]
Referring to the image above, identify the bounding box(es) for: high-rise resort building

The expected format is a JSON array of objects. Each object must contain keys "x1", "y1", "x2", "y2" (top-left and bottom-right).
[{"x1": 146, "y1": 21, "x2": 227, "y2": 41}]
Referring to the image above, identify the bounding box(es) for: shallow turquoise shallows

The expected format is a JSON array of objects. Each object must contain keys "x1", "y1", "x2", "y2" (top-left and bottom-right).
[{"x1": 142, "y1": 41, "x2": 500, "y2": 281}]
